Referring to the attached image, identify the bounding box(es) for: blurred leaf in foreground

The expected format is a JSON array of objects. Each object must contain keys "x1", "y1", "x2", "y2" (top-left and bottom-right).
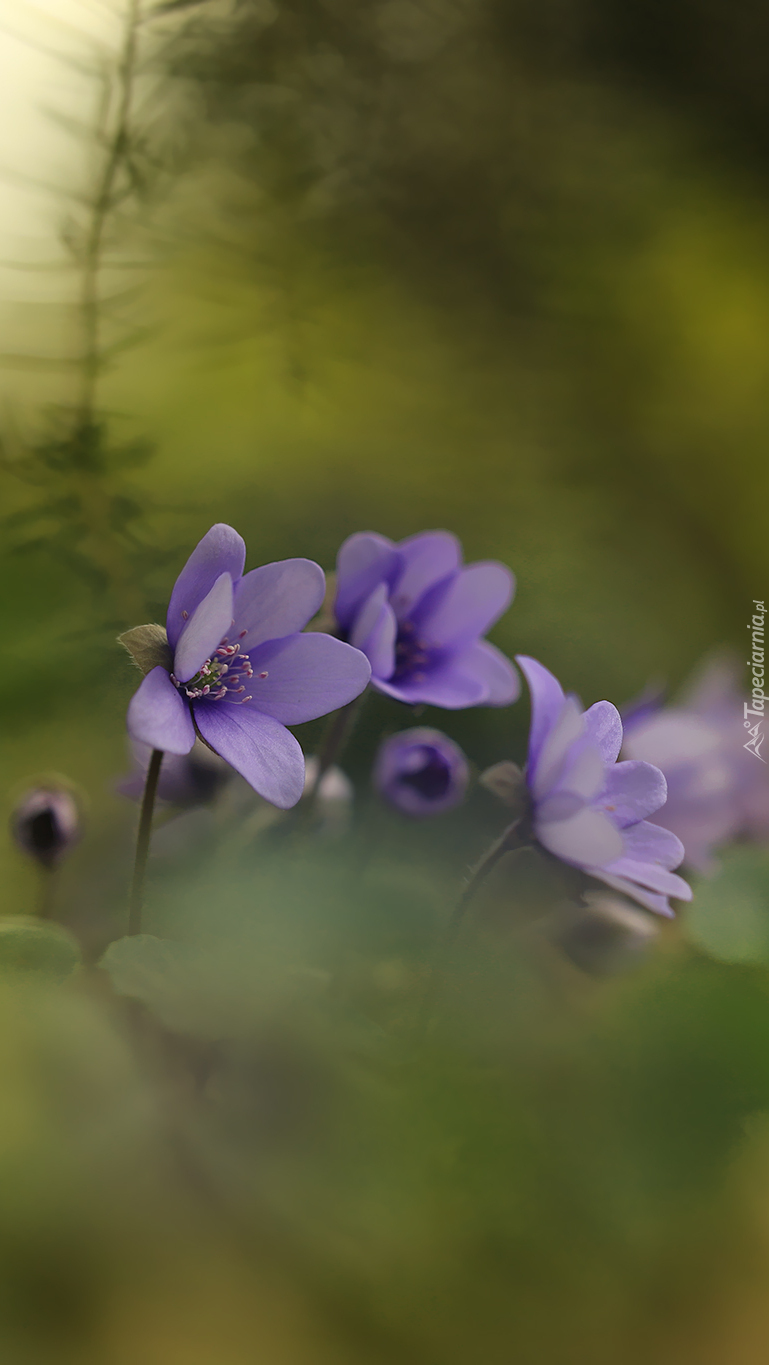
[
  {"x1": 0, "y1": 918, "x2": 81, "y2": 983},
  {"x1": 686, "y1": 846, "x2": 769, "y2": 965}
]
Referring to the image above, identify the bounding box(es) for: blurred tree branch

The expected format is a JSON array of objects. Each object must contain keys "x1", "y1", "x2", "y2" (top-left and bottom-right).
[{"x1": 0, "y1": 0, "x2": 201, "y2": 627}]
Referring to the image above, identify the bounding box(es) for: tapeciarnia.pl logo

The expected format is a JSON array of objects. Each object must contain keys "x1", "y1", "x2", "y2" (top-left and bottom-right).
[{"x1": 745, "y1": 599, "x2": 766, "y2": 762}]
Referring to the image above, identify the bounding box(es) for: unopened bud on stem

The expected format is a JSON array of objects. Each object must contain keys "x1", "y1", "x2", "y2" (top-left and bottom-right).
[{"x1": 10, "y1": 780, "x2": 82, "y2": 871}]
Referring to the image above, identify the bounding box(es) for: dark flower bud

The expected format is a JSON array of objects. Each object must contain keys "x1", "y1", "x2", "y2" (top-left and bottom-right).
[
  {"x1": 374, "y1": 727, "x2": 469, "y2": 817},
  {"x1": 11, "y1": 782, "x2": 82, "y2": 870}
]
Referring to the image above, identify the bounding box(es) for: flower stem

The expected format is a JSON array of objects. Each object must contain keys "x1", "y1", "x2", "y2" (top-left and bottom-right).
[
  {"x1": 415, "y1": 820, "x2": 529, "y2": 1044},
  {"x1": 450, "y1": 818, "x2": 527, "y2": 940},
  {"x1": 37, "y1": 867, "x2": 57, "y2": 921},
  {"x1": 128, "y1": 748, "x2": 163, "y2": 936},
  {"x1": 304, "y1": 689, "x2": 368, "y2": 807}
]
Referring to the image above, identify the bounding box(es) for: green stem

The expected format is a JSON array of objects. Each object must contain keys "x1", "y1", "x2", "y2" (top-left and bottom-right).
[
  {"x1": 37, "y1": 866, "x2": 57, "y2": 921},
  {"x1": 415, "y1": 820, "x2": 529, "y2": 1043},
  {"x1": 128, "y1": 747, "x2": 163, "y2": 936},
  {"x1": 449, "y1": 818, "x2": 527, "y2": 941},
  {"x1": 303, "y1": 690, "x2": 368, "y2": 808}
]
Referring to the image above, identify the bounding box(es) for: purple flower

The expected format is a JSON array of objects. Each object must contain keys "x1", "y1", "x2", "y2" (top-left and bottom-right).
[
  {"x1": 11, "y1": 783, "x2": 81, "y2": 869},
  {"x1": 334, "y1": 530, "x2": 519, "y2": 708},
  {"x1": 622, "y1": 654, "x2": 769, "y2": 873},
  {"x1": 374, "y1": 727, "x2": 469, "y2": 817},
  {"x1": 126, "y1": 524, "x2": 371, "y2": 809},
  {"x1": 516, "y1": 656, "x2": 692, "y2": 917},
  {"x1": 117, "y1": 740, "x2": 229, "y2": 808}
]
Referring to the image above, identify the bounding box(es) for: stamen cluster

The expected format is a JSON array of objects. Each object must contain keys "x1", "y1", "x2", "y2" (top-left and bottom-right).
[
  {"x1": 171, "y1": 637, "x2": 260, "y2": 705},
  {"x1": 393, "y1": 621, "x2": 433, "y2": 683}
]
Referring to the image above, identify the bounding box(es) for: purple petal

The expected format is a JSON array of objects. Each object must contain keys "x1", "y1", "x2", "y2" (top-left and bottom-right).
[
  {"x1": 598, "y1": 760, "x2": 668, "y2": 828},
  {"x1": 583, "y1": 700, "x2": 622, "y2": 764},
  {"x1": 621, "y1": 680, "x2": 667, "y2": 731},
  {"x1": 615, "y1": 819, "x2": 686, "y2": 870},
  {"x1": 390, "y1": 531, "x2": 462, "y2": 620},
  {"x1": 623, "y1": 711, "x2": 721, "y2": 768},
  {"x1": 166, "y1": 525, "x2": 245, "y2": 648},
  {"x1": 243, "y1": 633, "x2": 371, "y2": 724},
  {"x1": 555, "y1": 739, "x2": 606, "y2": 802},
  {"x1": 233, "y1": 559, "x2": 325, "y2": 651},
  {"x1": 516, "y1": 657, "x2": 566, "y2": 775},
  {"x1": 589, "y1": 871, "x2": 677, "y2": 918},
  {"x1": 537, "y1": 790, "x2": 586, "y2": 822},
  {"x1": 374, "y1": 663, "x2": 487, "y2": 709},
  {"x1": 173, "y1": 572, "x2": 234, "y2": 683},
  {"x1": 194, "y1": 704, "x2": 304, "y2": 808},
  {"x1": 599, "y1": 857, "x2": 691, "y2": 899},
  {"x1": 349, "y1": 585, "x2": 397, "y2": 679},
  {"x1": 645, "y1": 771, "x2": 738, "y2": 873},
  {"x1": 531, "y1": 697, "x2": 584, "y2": 799},
  {"x1": 452, "y1": 641, "x2": 520, "y2": 705},
  {"x1": 334, "y1": 533, "x2": 400, "y2": 630},
  {"x1": 416, "y1": 562, "x2": 514, "y2": 649},
  {"x1": 127, "y1": 667, "x2": 195, "y2": 755},
  {"x1": 536, "y1": 806, "x2": 624, "y2": 866},
  {"x1": 374, "y1": 725, "x2": 469, "y2": 816}
]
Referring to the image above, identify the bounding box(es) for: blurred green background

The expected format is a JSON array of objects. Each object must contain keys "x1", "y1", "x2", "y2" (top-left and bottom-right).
[{"x1": 1, "y1": 0, "x2": 769, "y2": 1360}]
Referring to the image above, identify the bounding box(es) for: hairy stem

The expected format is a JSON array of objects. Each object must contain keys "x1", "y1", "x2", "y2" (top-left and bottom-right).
[
  {"x1": 303, "y1": 690, "x2": 368, "y2": 808},
  {"x1": 450, "y1": 818, "x2": 527, "y2": 939},
  {"x1": 128, "y1": 747, "x2": 163, "y2": 936},
  {"x1": 414, "y1": 820, "x2": 529, "y2": 1043}
]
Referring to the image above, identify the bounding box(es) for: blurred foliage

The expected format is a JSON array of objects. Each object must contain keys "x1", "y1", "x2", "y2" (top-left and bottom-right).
[
  {"x1": 0, "y1": 0, "x2": 769, "y2": 1360},
  {"x1": 687, "y1": 845, "x2": 769, "y2": 965}
]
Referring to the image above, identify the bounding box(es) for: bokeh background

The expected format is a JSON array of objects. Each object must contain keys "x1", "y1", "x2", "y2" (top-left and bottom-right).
[{"x1": 0, "y1": 0, "x2": 768, "y2": 1361}]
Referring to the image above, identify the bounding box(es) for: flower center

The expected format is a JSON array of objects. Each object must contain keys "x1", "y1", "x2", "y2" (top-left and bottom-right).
[
  {"x1": 171, "y1": 638, "x2": 261, "y2": 704},
  {"x1": 398, "y1": 748, "x2": 451, "y2": 801},
  {"x1": 393, "y1": 620, "x2": 433, "y2": 682}
]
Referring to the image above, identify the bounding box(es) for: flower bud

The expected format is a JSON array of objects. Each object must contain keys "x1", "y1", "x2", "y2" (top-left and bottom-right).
[
  {"x1": 303, "y1": 757, "x2": 354, "y2": 837},
  {"x1": 544, "y1": 893, "x2": 659, "y2": 976},
  {"x1": 10, "y1": 782, "x2": 82, "y2": 870},
  {"x1": 117, "y1": 739, "x2": 229, "y2": 808},
  {"x1": 479, "y1": 760, "x2": 528, "y2": 816},
  {"x1": 374, "y1": 728, "x2": 469, "y2": 817}
]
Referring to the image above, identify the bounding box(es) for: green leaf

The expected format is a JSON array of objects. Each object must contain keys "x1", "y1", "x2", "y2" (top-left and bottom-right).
[
  {"x1": 99, "y1": 934, "x2": 196, "y2": 1003},
  {"x1": 685, "y1": 846, "x2": 769, "y2": 965},
  {"x1": 118, "y1": 623, "x2": 172, "y2": 675},
  {"x1": 0, "y1": 918, "x2": 81, "y2": 983}
]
